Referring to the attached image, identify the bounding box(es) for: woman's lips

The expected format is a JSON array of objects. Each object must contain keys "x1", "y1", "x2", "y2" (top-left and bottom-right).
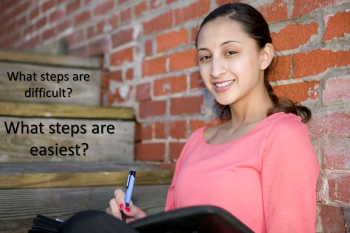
[{"x1": 212, "y1": 80, "x2": 235, "y2": 92}]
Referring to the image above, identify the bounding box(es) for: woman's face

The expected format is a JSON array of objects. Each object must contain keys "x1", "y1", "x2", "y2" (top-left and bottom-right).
[{"x1": 197, "y1": 18, "x2": 266, "y2": 106}]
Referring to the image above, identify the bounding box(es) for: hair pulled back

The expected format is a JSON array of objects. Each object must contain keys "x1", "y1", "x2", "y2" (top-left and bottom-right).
[{"x1": 195, "y1": 2, "x2": 311, "y2": 123}]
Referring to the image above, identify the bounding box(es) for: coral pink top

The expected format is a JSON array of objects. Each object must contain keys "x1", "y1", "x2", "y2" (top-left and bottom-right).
[{"x1": 165, "y1": 112, "x2": 319, "y2": 233}]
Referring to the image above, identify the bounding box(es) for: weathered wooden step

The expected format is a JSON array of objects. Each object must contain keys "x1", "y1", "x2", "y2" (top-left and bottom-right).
[
  {"x1": 0, "y1": 162, "x2": 173, "y2": 189},
  {"x1": 0, "y1": 50, "x2": 102, "y2": 106},
  {"x1": 0, "y1": 102, "x2": 134, "y2": 119},
  {"x1": 0, "y1": 102, "x2": 135, "y2": 163}
]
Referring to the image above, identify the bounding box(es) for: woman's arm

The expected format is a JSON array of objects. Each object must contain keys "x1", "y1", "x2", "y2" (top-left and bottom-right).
[{"x1": 262, "y1": 115, "x2": 320, "y2": 233}]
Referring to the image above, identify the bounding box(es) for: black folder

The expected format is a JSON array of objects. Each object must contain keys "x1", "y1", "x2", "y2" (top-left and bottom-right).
[
  {"x1": 129, "y1": 205, "x2": 254, "y2": 233},
  {"x1": 28, "y1": 206, "x2": 254, "y2": 233}
]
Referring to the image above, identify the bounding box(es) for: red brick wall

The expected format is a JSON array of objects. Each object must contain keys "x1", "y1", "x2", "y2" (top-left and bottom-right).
[{"x1": 0, "y1": 0, "x2": 349, "y2": 231}]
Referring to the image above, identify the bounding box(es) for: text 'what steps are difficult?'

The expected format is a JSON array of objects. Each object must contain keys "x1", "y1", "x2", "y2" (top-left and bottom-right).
[{"x1": 7, "y1": 71, "x2": 91, "y2": 98}]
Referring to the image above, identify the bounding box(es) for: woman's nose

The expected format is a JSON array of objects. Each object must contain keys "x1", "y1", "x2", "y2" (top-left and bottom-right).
[{"x1": 210, "y1": 58, "x2": 227, "y2": 79}]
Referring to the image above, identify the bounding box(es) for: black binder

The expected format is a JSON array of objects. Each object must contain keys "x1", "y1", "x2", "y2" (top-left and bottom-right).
[
  {"x1": 28, "y1": 206, "x2": 254, "y2": 233},
  {"x1": 129, "y1": 205, "x2": 254, "y2": 233}
]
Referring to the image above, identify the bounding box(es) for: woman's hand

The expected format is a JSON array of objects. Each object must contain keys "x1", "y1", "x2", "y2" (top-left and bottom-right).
[{"x1": 106, "y1": 189, "x2": 147, "y2": 223}]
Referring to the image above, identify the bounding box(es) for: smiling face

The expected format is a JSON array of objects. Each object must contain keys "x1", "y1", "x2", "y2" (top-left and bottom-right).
[{"x1": 197, "y1": 17, "x2": 267, "y2": 107}]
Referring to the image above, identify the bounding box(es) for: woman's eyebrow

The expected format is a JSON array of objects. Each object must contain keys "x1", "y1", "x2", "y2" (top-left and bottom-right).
[{"x1": 197, "y1": 40, "x2": 241, "y2": 52}]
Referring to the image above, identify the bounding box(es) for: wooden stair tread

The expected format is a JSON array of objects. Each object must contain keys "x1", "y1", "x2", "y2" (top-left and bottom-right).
[
  {"x1": 0, "y1": 50, "x2": 101, "y2": 69},
  {"x1": 0, "y1": 102, "x2": 134, "y2": 119},
  {"x1": 0, "y1": 162, "x2": 173, "y2": 189}
]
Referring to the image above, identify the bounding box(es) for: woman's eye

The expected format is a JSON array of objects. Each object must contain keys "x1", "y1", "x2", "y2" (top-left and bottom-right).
[
  {"x1": 200, "y1": 55, "x2": 211, "y2": 61},
  {"x1": 226, "y1": 51, "x2": 237, "y2": 56}
]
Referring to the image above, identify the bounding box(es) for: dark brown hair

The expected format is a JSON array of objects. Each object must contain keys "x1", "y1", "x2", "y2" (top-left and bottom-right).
[{"x1": 195, "y1": 2, "x2": 311, "y2": 123}]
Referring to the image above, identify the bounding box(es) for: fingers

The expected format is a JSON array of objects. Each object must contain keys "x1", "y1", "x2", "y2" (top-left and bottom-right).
[
  {"x1": 108, "y1": 198, "x2": 122, "y2": 220},
  {"x1": 122, "y1": 204, "x2": 147, "y2": 220},
  {"x1": 114, "y1": 189, "x2": 126, "y2": 210}
]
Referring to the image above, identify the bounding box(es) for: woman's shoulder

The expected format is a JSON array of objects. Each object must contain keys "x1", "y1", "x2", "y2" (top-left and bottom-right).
[{"x1": 264, "y1": 112, "x2": 310, "y2": 138}]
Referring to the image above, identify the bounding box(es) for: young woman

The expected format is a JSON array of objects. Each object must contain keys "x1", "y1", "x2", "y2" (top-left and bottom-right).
[{"x1": 59, "y1": 3, "x2": 319, "y2": 233}]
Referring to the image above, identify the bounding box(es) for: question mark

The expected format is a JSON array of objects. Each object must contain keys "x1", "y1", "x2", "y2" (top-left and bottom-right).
[
  {"x1": 67, "y1": 88, "x2": 72, "y2": 97},
  {"x1": 82, "y1": 143, "x2": 89, "y2": 156}
]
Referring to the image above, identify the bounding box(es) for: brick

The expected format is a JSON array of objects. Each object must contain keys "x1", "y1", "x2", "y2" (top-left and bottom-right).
[
  {"x1": 329, "y1": 173, "x2": 350, "y2": 203},
  {"x1": 324, "y1": 11, "x2": 350, "y2": 41},
  {"x1": 316, "y1": 173, "x2": 327, "y2": 203},
  {"x1": 169, "y1": 48, "x2": 198, "y2": 71},
  {"x1": 135, "y1": 123, "x2": 142, "y2": 141},
  {"x1": 323, "y1": 138, "x2": 350, "y2": 170},
  {"x1": 43, "y1": 28, "x2": 55, "y2": 41},
  {"x1": 11, "y1": 1, "x2": 30, "y2": 19},
  {"x1": 268, "y1": 55, "x2": 292, "y2": 82},
  {"x1": 94, "y1": 1, "x2": 114, "y2": 16},
  {"x1": 96, "y1": 20, "x2": 105, "y2": 35},
  {"x1": 293, "y1": 0, "x2": 342, "y2": 17},
  {"x1": 144, "y1": 39, "x2": 153, "y2": 57},
  {"x1": 271, "y1": 23, "x2": 318, "y2": 51},
  {"x1": 106, "y1": 70, "x2": 123, "y2": 84},
  {"x1": 30, "y1": 7, "x2": 39, "y2": 20},
  {"x1": 69, "y1": 46, "x2": 87, "y2": 56},
  {"x1": 154, "y1": 75, "x2": 187, "y2": 96},
  {"x1": 101, "y1": 71, "x2": 109, "y2": 89},
  {"x1": 155, "y1": 122, "x2": 167, "y2": 139},
  {"x1": 134, "y1": 1, "x2": 147, "y2": 18},
  {"x1": 156, "y1": 28, "x2": 189, "y2": 53},
  {"x1": 57, "y1": 20, "x2": 71, "y2": 32},
  {"x1": 43, "y1": 0, "x2": 55, "y2": 12},
  {"x1": 143, "y1": 11, "x2": 173, "y2": 35},
  {"x1": 67, "y1": 0, "x2": 80, "y2": 14},
  {"x1": 321, "y1": 205, "x2": 346, "y2": 233},
  {"x1": 139, "y1": 100, "x2": 166, "y2": 118},
  {"x1": 136, "y1": 143, "x2": 165, "y2": 161},
  {"x1": 292, "y1": 50, "x2": 350, "y2": 79},
  {"x1": 50, "y1": 9, "x2": 64, "y2": 23},
  {"x1": 191, "y1": 26, "x2": 199, "y2": 44},
  {"x1": 189, "y1": 120, "x2": 207, "y2": 132},
  {"x1": 109, "y1": 14, "x2": 118, "y2": 29},
  {"x1": 121, "y1": 7, "x2": 131, "y2": 23},
  {"x1": 73, "y1": 29, "x2": 84, "y2": 45},
  {"x1": 166, "y1": 0, "x2": 178, "y2": 4},
  {"x1": 190, "y1": 71, "x2": 205, "y2": 90},
  {"x1": 18, "y1": 35, "x2": 39, "y2": 50},
  {"x1": 308, "y1": 111, "x2": 350, "y2": 138},
  {"x1": 258, "y1": 0, "x2": 288, "y2": 23},
  {"x1": 14, "y1": 15, "x2": 26, "y2": 29},
  {"x1": 140, "y1": 124, "x2": 152, "y2": 140},
  {"x1": 136, "y1": 83, "x2": 151, "y2": 101},
  {"x1": 36, "y1": 16, "x2": 47, "y2": 30},
  {"x1": 125, "y1": 68, "x2": 133, "y2": 80},
  {"x1": 110, "y1": 47, "x2": 134, "y2": 66},
  {"x1": 170, "y1": 142, "x2": 186, "y2": 161},
  {"x1": 273, "y1": 80, "x2": 319, "y2": 103},
  {"x1": 75, "y1": 11, "x2": 90, "y2": 26},
  {"x1": 118, "y1": 0, "x2": 128, "y2": 5},
  {"x1": 171, "y1": 96, "x2": 203, "y2": 115},
  {"x1": 88, "y1": 38, "x2": 107, "y2": 55},
  {"x1": 142, "y1": 55, "x2": 167, "y2": 77},
  {"x1": 86, "y1": 25, "x2": 95, "y2": 39},
  {"x1": 323, "y1": 76, "x2": 350, "y2": 103},
  {"x1": 111, "y1": 28, "x2": 133, "y2": 48},
  {"x1": 169, "y1": 120, "x2": 187, "y2": 139},
  {"x1": 216, "y1": 0, "x2": 241, "y2": 5},
  {"x1": 175, "y1": 0, "x2": 210, "y2": 25}
]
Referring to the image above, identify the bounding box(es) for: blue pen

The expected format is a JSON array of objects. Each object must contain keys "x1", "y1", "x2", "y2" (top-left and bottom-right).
[{"x1": 122, "y1": 170, "x2": 136, "y2": 223}]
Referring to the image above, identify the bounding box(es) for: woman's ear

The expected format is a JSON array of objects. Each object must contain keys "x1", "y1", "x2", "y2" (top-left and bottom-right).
[{"x1": 260, "y1": 43, "x2": 274, "y2": 70}]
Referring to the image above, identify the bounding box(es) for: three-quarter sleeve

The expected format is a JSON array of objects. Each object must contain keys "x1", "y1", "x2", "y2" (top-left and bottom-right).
[{"x1": 261, "y1": 115, "x2": 320, "y2": 232}]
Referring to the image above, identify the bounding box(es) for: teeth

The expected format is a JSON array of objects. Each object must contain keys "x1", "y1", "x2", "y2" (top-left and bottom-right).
[{"x1": 215, "y1": 80, "x2": 233, "y2": 87}]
